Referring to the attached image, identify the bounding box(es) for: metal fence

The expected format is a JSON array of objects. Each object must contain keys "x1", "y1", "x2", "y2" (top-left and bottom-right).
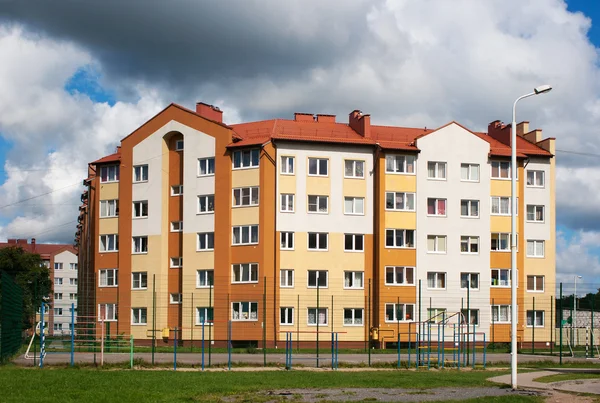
[{"x1": 0, "y1": 271, "x2": 24, "y2": 362}]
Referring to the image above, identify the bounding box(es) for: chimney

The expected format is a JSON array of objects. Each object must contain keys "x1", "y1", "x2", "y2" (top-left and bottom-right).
[
  {"x1": 523, "y1": 129, "x2": 542, "y2": 144},
  {"x1": 487, "y1": 120, "x2": 511, "y2": 146},
  {"x1": 195, "y1": 102, "x2": 223, "y2": 123},
  {"x1": 516, "y1": 121, "x2": 529, "y2": 136},
  {"x1": 349, "y1": 110, "x2": 371, "y2": 138},
  {"x1": 7, "y1": 239, "x2": 16, "y2": 244},
  {"x1": 31, "y1": 238, "x2": 36, "y2": 249},
  {"x1": 294, "y1": 113, "x2": 315, "y2": 122},
  {"x1": 316, "y1": 114, "x2": 336, "y2": 123},
  {"x1": 17, "y1": 239, "x2": 27, "y2": 245}
]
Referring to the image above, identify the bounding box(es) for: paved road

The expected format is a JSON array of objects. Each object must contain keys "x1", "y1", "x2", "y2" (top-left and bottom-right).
[{"x1": 489, "y1": 369, "x2": 600, "y2": 395}]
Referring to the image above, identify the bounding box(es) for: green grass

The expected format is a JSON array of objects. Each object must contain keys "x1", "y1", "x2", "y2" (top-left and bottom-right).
[
  {"x1": 533, "y1": 372, "x2": 600, "y2": 383},
  {"x1": 0, "y1": 366, "x2": 509, "y2": 403}
]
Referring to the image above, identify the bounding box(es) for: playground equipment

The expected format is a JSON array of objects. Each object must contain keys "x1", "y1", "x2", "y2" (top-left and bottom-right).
[{"x1": 283, "y1": 331, "x2": 341, "y2": 370}]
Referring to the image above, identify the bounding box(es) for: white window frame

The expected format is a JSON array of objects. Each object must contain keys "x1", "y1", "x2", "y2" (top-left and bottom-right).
[
  {"x1": 527, "y1": 170, "x2": 545, "y2": 188},
  {"x1": 385, "y1": 155, "x2": 416, "y2": 174},
  {"x1": 175, "y1": 139, "x2": 184, "y2": 151},
  {"x1": 232, "y1": 225, "x2": 259, "y2": 245},
  {"x1": 171, "y1": 185, "x2": 183, "y2": 196},
  {"x1": 54, "y1": 308, "x2": 63, "y2": 316},
  {"x1": 308, "y1": 158, "x2": 328, "y2": 177},
  {"x1": 427, "y1": 235, "x2": 446, "y2": 254},
  {"x1": 231, "y1": 301, "x2": 258, "y2": 321},
  {"x1": 427, "y1": 308, "x2": 448, "y2": 323},
  {"x1": 526, "y1": 205, "x2": 545, "y2": 223},
  {"x1": 69, "y1": 293, "x2": 77, "y2": 300},
  {"x1": 527, "y1": 310, "x2": 545, "y2": 327},
  {"x1": 99, "y1": 269, "x2": 118, "y2": 287},
  {"x1": 133, "y1": 165, "x2": 148, "y2": 183},
  {"x1": 343, "y1": 271, "x2": 364, "y2": 289},
  {"x1": 491, "y1": 233, "x2": 511, "y2": 252},
  {"x1": 491, "y1": 196, "x2": 516, "y2": 216},
  {"x1": 196, "y1": 307, "x2": 214, "y2": 325},
  {"x1": 280, "y1": 193, "x2": 295, "y2": 212},
  {"x1": 54, "y1": 263, "x2": 63, "y2": 271},
  {"x1": 280, "y1": 307, "x2": 295, "y2": 325},
  {"x1": 99, "y1": 234, "x2": 118, "y2": 252},
  {"x1": 344, "y1": 234, "x2": 364, "y2": 252},
  {"x1": 70, "y1": 263, "x2": 77, "y2": 271},
  {"x1": 385, "y1": 266, "x2": 415, "y2": 286},
  {"x1": 307, "y1": 232, "x2": 328, "y2": 251},
  {"x1": 197, "y1": 270, "x2": 214, "y2": 288},
  {"x1": 460, "y1": 273, "x2": 480, "y2": 290},
  {"x1": 385, "y1": 303, "x2": 415, "y2": 322},
  {"x1": 197, "y1": 232, "x2": 215, "y2": 251},
  {"x1": 171, "y1": 221, "x2": 183, "y2": 232},
  {"x1": 132, "y1": 236, "x2": 148, "y2": 254},
  {"x1": 198, "y1": 194, "x2": 215, "y2": 214},
  {"x1": 460, "y1": 200, "x2": 479, "y2": 218},
  {"x1": 460, "y1": 163, "x2": 480, "y2": 182},
  {"x1": 491, "y1": 161, "x2": 511, "y2": 179},
  {"x1": 460, "y1": 236, "x2": 479, "y2": 254},
  {"x1": 100, "y1": 199, "x2": 119, "y2": 218},
  {"x1": 132, "y1": 272, "x2": 147, "y2": 290},
  {"x1": 170, "y1": 293, "x2": 182, "y2": 304},
  {"x1": 343, "y1": 308, "x2": 364, "y2": 326},
  {"x1": 527, "y1": 275, "x2": 545, "y2": 292},
  {"x1": 344, "y1": 196, "x2": 365, "y2": 215},
  {"x1": 233, "y1": 149, "x2": 260, "y2": 169},
  {"x1": 427, "y1": 161, "x2": 447, "y2": 180},
  {"x1": 385, "y1": 192, "x2": 415, "y2": 211},
  {"x1": 281, "y1": 156, "x2": 295, "y2": 175},
  {"x1": 100, "y1": 165, "x2": 119, "y2": 183},
  {"x1": 491, "y1": 269, "x2": 511, "y2": 287},
  {"x1": 54, "y1": 278, "x2": 63, "y2": 285},
  {"x1": 133, "y1": 200, "x2": 148, "y2": 219},
  {"x1": 307, "y1": 195, "x2": 328, "y2": 214},
  {"x1": 526, "y1": 240, "x2": 545, "y2": 258},
  {"x1": 170, "y1": 257, "x2": 182, "y2": 268},
  {"x1": 427, "y1": 198, "x2": 447, "y2": 216},
  {"x1": 461, "y1": 309, "x2": 480, "y2": 325},
  {"x1": 70, "y1": 278, "x2": 77, "y2": 286},
  {"x1": 280, "y1": 232, "x2": 294, "y2": 250},
  {"x1": 198, "y1": 157, "x2": 215, "y2": 177},
  {"x1": 280, "y1": 269, "x2": 294, "y2": 288},
  {"x1": 232, "y1": 263, "x2": 259, "y2": 284},
  {"x1": 427, "y1": 272, "x2": 446, "y2": 290},
  {"x1": 307, "y1": 308, "x2": 328, "y2": 326},
  {"x1": 385, "y1": 229, "x2": 415, "y2": 248},
  {"x1": 54, "y1": 293, "x2": 62, "y2": 300},
  {"x1": 232, "y1": 187, "x2": 259, "y2": 207},
  {"x1": 98, "y1": 303, "x2": 117, "y2": 321},
  {"x1": 131, "y1": 308, "x2": 147, "y2": 325},
  {"x1": 344, "y1": 160, "x2": 365, "y2": 179},
  {"x1": 307, "y1": 270, "x2": 328, "y2": 288}
]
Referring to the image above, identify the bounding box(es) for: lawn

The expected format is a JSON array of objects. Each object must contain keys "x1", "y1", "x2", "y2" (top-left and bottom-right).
[
  {"x1": 0, "y1": 366, "x2": 542, "y2": 403},
  {"x1": 533, "y1": 372, "x2": 600, "y2": 383}
]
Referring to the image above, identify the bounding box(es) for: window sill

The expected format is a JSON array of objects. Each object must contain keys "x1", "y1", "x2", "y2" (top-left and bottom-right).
[
  {"x1": 307, "y1": 324, "x2": 329, "y2": 327},
  {"x1": 280, "y1": 248, "x2": 295, "y2": 251},
  {"x1": 196, "y1": 286, "x2": 214, "y2": 289},
  {"x1": 98, "y1": 285, "x2": 118, "y2": 288},
  {"x1": 526, "y1": 290, "x2": 545, "y2": 293},
  {"x1": 460, "y1": 288, "x2": 480, "y2": 291},
  {"x1": 132, "y1": 288, "x2": 148, "y2": 291},
  {"x1": 460, "y1": 179, "x2": 480, "y2": 183},
  {"x1": 232, "y1": 281, "x2": 259, "y2": 285},
  {"x1": 197, "y1": 211, "x2": 215, "y2": 215},
  {"x1": 343, "y1": 323, "x2": 364, "y2": 327},
  {"x1": 460, "y1": 216, "x2": 480, "y2": 219},
  {"x1": 307, "y1": 286, "x2": 329, "y2": 289},
  {"x1": 427, "y1": 178, "x2": 447, "y2": 181},
  {"x1": 132, "y1": 252, "x2": 148, "y2": 255},
  {"x1": 526, "y1": 255, "x2": 545, "y2": 259},
  {"x1": 385, "y1": 171, "x2": 415, "y2": 176},
  {"x1": 491, "y1": 250, "x2": 511, "y2": 253},
  {"x1": 460, "y1": 252, "x2": 480, "y2": 255},
  {"x1": 426, "y1": 214, "x2": 447, "y2": 218},
  {"x1": 197, "y1": 174, "x2": 215, "y2": 178},
  {"x1": 385, "y1": 283, "x2": 415, "y2": 287},
  {"x1": 343, "y1": 287, "x2": 364, "y2": 290},
  {"x1": 427, "y1": 251, "x2": 447, "y2": 255},
  {"x1": 232, "y1": 166, "x2": 259, "y2": 171},
  {"x1": 133, "y1": 180, "x2": 149, "y2": 184},
  {"x1": 526, "y1": 185, "x2": 545, "y2": 189},
  {"x1": 280, "y1": 323, "x2": 294, "y2": 326},
  {"x1": 196, "y1": 249, "x2": 215, "y2": 252},
  {"x1": 491, "y1": 177, "x2": 512, "y2": 181},
  {"x1": 170, "y1": 266, "x2": 182, "y2": 269},
  {"x1": 344, "y1": 250, "x2": 364, "y2": 253},
  {"x1": 344, "y1": 212, "x2": 366, "y2": 216},
  {"x1": 307, "y1": 249, "x2": 329, "y2": 252},
  {"x1": 100, "y1": 180, "x2": 119, "y2": 184},
  {"x1": 232, "y1": 204, "x2": 259, "y2": 209},
  {"x1": 426, "y1": 288, "x2": 447, "y2": 291},
  {"x1": 231, "y1": 319, "x2": 259, "y2": 322},
  {"x1": 171, "y1": 194, "x2": 183, "y2": 197},
  {"x1": 280, "y1": 210, "x2": 295, "y2": 213},
  {"x1": 385, "y1": 208, "x2": 415, "y2": 212},
  {"x1": 131, "y1": 323, "x2": 147, "y2": 326},
  {"x1": 195, "y1": 323, "x2": 214, "y2": 326},
  {"x1": 526, "y1": 220, "x2": 545, "y2": 224},
  {"x1": 343, "y1": 176, "x2": 365, "y2": 180},
  {"x1": 280, "y1": 286, "x2": 295, "y2": 289},
  {"x1": 232, "y1": 243, "x2": 259, "y2": 247},
  {"x1": 132, "y1": 216, "x2": 148, "y2": 220},
  {"x1": 307, "y1": 211, "x2": 329, "y2": 215},
  {"x1": 491, "y1": 285, "x2": 511, "y2": 288},
  {"x1": 280, "y1": 172, "x2": 295, "y2": 176},
  {"x1": 307, "y1": 174, "x2": 329, "y2": 178},
  {"x1": 99, "y1": 216, "x2": 119, "y2": 219},
  {"x1": 385, "y1": 246, "x2": 416, "y2": 249},
  {"x1": 99, "y1": 250, "x2": 119, "y2": 254},
  {"x1": 385, "y1": 320, "x2": 414, "y2": 323},
  {"x1": 526, "y1": 325, "x2": 545, "y2": 328}
]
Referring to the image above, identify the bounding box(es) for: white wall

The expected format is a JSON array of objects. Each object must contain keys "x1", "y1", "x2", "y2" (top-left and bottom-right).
[
  {"x1": 523, "y1": 158, "x2": 551, "y2": 242},
  {"x1": 53, "y1": 250, "x2": 78, "y2": 333}
]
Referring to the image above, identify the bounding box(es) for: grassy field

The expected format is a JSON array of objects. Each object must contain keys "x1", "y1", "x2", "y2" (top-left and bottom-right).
[
  {"x1": 533, "y1": 372, "x2": 600, "y2": 383},
  {"x1": 0, "y1": 366, "x2": 545, "y2": 403}
]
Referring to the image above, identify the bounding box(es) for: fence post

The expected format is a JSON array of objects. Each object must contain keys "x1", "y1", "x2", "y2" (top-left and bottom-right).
[
  {"x1": 228, "y1": 320, "x2": 232, "y2": 371},
  {"x1": 368, "y1": 279, "x2": 371, "y2": 367},
  {"x1": 191, "y1": 294, "x2": 194, "y2": 353},
  {"x1": 208, "y1": 276, "x2": 212, "y2": 367},
  {"x1": 100, "y1": 319, "x2": 104, "y2": 366},
  {"x1": 71, "y1": 302, "x2": 75, "y2": 367},
  {"x1": 316, "y1": 278, "x2": 320, "y2": 367},
  {"x1": 40, "y1": 303, "x2": 45, "y2": 368},
  {"x1": 130, "y1": 334, "x2": 133, "y2": 369},
  {"x1": 559, "y1": 283, "x2": 563, "y2": 365},
  {"x1": 174, "y1": 327, "x2": 177, "y2": 371},
  {"x1": 152, "y1": 274, "x2": 156, "y2": 366},
  {"x1": 532, "y1": 296, "x2": 535, "y2": 354},
  {"x1": 550, "y1": 295, "x2": 554, "y2": 355},
  {"x1": 591, "y1": 295, "x2": 595, "y2": 358},
  {"x1": 491, "y1": 298, "x2": 495, "y2": 352},
  {"x1": 263, "y1": 277, "x2": 267, "y2": 367}
]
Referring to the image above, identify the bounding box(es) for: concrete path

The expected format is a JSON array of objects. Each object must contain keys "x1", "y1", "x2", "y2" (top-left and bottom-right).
[{"x1": 489, "y1": 370, "x2": 600, "y2": 395}]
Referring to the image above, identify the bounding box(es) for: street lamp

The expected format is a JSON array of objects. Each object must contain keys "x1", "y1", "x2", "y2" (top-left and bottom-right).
[
  {"x1": 510, "y1": 84, "x2": 552, "y2": 389},
  {"x1": 574, "y1": 275, "x2": 583, "y2": 343}
]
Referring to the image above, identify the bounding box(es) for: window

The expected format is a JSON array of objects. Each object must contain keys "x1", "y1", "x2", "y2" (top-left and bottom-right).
[
  {"x1": 54, "y1": 308, "x2": 63, "y2": 316},
  {"x1": 69, "y1": 293, "x2": 77, "y2": 300},
  {"x1": 491, "y1": 269, "x2": 511, "y2": 287},
  {"x1": 133, "y1": 165, "x2": 148, "y2": 182},
  {"x1": 70, "y1": 263, "x2": 77, "y2": 270},
  {"x1": 133, "y1": 200, "x2": 148, "y2": 218},
  {"x1": 527, "y1": 275, "x2": 545, "y2": 292},
  {"x1": 232, "y1": 225, "x2": 259, "y2": 245},
  {"x1": 344, "y1": 234, "x2": 364, "y2": 252},
  {"x1": 307, "y1": 270, "x2": 328, "y2": 288},
  {"x1": 198, "y1": 195, "x2": 215, "y2": 213},
  {"x1": 527, "y1": 240, "x2": 545, "y2": 257},
  {"x1": 171, "y1": 185, "x2": 183, "y2": 196},
  {"x1": 427, "y1": 272, "x2": 446, "y2": 289},
  {"x1": 385, "y1": 303, "x2": 415, "y2": 322},
  {"x1": 491, "y1": 233, "x2": 510, "y2": 251},
  {"x1": 232, "y1": 263, "x2": 259, "y2": 283},
  {"x1": 197, "y1": 270, "x2": 214, "y2": 288},
  {"x1": 427, "y1": 198, "x2": 446, "y2": 216},
  {"x1": 491, "y1": 161, "x2": 511, "y2": 179},
  {"x1": 281, "y1": 156, "x2": 294, "y2": 175},
  {"x1": 197, "y1": 232, "x2": 215, "y2": 250},
  {"x1": 308, "y1": 158, "x2": 328, "y2": 176},
  {"x1": 344, "y1": 271, "x2": 364, "y2": 289},
  {"x1": 385, "y1": 266, "x2": 415, "y2": 285},
  {"x1": 233, "y1": 149, "x2": 260, "y2": 169},
  {"x1": 132, "y1": 272, "x2": 147, "y2": 290},
  {"x1": 99, "y1": 234, "x2": 118, "y2": 252},
  {"x1": 343, "y1": 308, "x2": 364, "y2": 325},
  {"x1": 461, "y1": 163, "x2": 480, "y2": 182},
  {"x1": 385, "y1": 192, "x2": 415, "y2": 211},
  {"x1": 460, "y1": 273, "x2": 479, "y2": 289},
  {"x1": 132, "y1": 308, "x2": 147, "y2": 325},
  {"x1": 307, "y1": 308, "x2": 328, "y2": 325},
  {"x1": 100, "y1": 165, "x2": 119, "y2": 183},
  {"x1": 280, "y1": 194, "x2": 295, "y2": 212},
  {"x1": 460, "y1": 200, "x2": 479, "y2": 218},
  {"x1": 54, "y1": 323, "x2": 63, "y2": 331},
  {"x1": 54, "y1": 293, "x2": 62, "y2": 300},
  {"x1": 196, "y1": 307, "x2": 214, "y2": 325},
  {"x1": 198, "y1": 157, "x2": 215, "y2": 176},
  {"x1": 527, "y1": 310, "x2": 545, "y2": 327},
  {"x1": 527, "y1": 205, "x2": 545, "y2": 222},
  {"x1": 280, "y1": 232, "x2": 294, "y2": 250},
  {"x1": 232, "y1": 302, "x2": 258, "y2": 321},
  {"x1": 233, "y1": 187, "x2": 259, "y2": 207},
  {"x1": 344, "y1": 160, "x2": 365, "y2": 178},
  {"x1": 280, "y1": 269, "x2": 294, "y2": 288},
  {"x1": 175, "y1": 139, "x2": 184, "y2": 151},
  {"x1": 308, "y1": 195, "x2": 328, "y2": 213},
  {"x1": 344, "y1": 197, "x2": 365, "y2": 215},
  {"x1": 307, "y1": 232, "x2": 328, "y2": 250},
  {"x1": 280, "y1": 307, "x2": 294, "y2": 325},
  {"x1": 70, "y1": 278, "x2": 77, "y2": 285},
  {"x1": 99, "y1": 269, "x2": 118, "y2": 287},
  {"x1": 170, "y1": 293, "x2": 182, "y2": 304},
  {"x1": 170, "y1": 257, "x2": 182, "y2": 268},
  {"x1": 427, "y1": 235, "x2": 446, "y2": 253},
  {"x1": 171, "y1": 221, "x2": 183, "y2": 232},
  {"x1": 385, "y1": 155, "x2": 415, "y2": 174},
  {"x1": 427, "y1": 161, "x2": 447, "y2": 179},
  {"x1": 427, "y1": 308, "x2": 447, "y2": 323},
  {"x1": 461, "y1": 309, "x2": 479, "y2": 325},
  {"x1": 460, "y1": 236, "x2": 479, "y2": 254},
  {"x1": 54, "y1": 263, "x2": 63, "y2": 270},
  {"x1": 55, "y1": 278, "x2": 63, "y2": 285},
  {"x1": 98, "y1": 303, "x2": 117, "y2": 321},
  {"x1": 132, "y1": 236, "x2": 148, "y2": 254},
  {"x1": 385, "y1": 229, "x2": 415, "y2": 248},
  {"x1": 527, "y1": 170, "x2": 544, "y2": 187},
  {"x1": 491, "y1": 196, "x2": 515, "y2": 215},
  {"x1": 100, "y1": 200, "x2": 119, "y2": 218}
]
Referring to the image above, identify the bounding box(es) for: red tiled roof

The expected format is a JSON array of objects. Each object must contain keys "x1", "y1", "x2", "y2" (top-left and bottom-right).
[
  {"x1": 473, "y1": 133, "x2": 527, "y2": 158},
  {"x1": 0, "y1": 241, "x2": 76, "y2": 257},
  {"x1": 91, "y1": 152, "x2": 121, "y2": 165}
]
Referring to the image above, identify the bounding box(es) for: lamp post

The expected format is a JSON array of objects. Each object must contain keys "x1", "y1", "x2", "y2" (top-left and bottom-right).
[
  {"x1": 574, "y1": 275, "x2": 582, "y2": 345},
  {"x1": 510, "y1": 84, "x2": 552, "y2": 389}
]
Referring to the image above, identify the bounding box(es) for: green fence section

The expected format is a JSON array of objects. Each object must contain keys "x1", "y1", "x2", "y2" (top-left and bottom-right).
[{"x1": 0, "y1": 271, "x2": 24, "y2": 362}]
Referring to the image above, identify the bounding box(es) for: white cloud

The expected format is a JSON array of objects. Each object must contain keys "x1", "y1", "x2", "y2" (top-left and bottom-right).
[{"x1": 556, "y1": 229, "x2": 600, "y2": 295}]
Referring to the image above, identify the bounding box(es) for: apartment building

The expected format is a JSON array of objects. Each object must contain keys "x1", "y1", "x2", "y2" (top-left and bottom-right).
[
  {"x1": 76, "y1": 102, "x2": 555, "y2": 347},
  {"x1": 0, "y1": 238, "x2": 78, "y2": 335}
]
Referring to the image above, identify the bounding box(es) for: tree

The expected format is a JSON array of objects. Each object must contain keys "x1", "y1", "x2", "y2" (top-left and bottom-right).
[{"x1": 0, "y1": 246, "x2": 52, "y2": 329}]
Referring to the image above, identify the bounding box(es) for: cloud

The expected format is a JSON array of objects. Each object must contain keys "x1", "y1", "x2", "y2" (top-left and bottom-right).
[{"x1": 556, "y1": 227, "x2": 600, "y2": 295}]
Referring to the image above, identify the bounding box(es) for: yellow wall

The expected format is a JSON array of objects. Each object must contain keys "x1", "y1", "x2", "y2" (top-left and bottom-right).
[
  {"x1": 384, "y1": 174, "x2": 416, "y2": 192},
  {"x1": 98, "y1": 217, "x2": 119, "y2": 234},
  {"x1": 232, "y1": 168, "x2": 260, "y2": 188},
  {"x1": 232, "y1": 206, "x2": 259, "y2": 225}
]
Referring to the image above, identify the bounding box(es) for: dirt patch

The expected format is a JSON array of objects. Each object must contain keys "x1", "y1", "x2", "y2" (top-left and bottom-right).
[{"x1": 545, "y1": 391, "x2": 595, "y2": 403}]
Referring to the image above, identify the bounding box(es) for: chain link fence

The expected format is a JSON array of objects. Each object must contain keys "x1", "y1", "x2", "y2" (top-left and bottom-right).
[{"x1": 0, "y1": 270, "x2": 24, "y2": 362}]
